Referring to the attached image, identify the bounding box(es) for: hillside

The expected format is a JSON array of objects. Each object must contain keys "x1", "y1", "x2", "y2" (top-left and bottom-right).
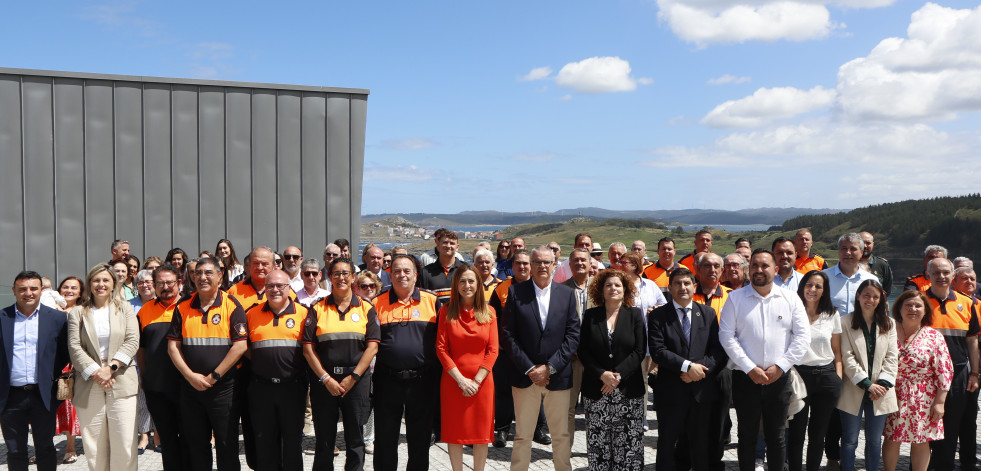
[{"x1": 781, "y1": 194, "x2": 981, "y2": 258}]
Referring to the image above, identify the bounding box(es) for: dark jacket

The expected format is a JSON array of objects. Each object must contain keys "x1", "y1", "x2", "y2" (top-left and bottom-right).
[
  {"x1": 501, "y1": 280, "x2": 580, "y2": 391},
  {"x1": 0, "y1": 304, "x2": 70, "y2": 412},
  {"x1": 578, "y1": 304, "x2": 647, "y2": 399},
  {"x1": 648, "y1": 301, "x2": 727, "y2": 405}
]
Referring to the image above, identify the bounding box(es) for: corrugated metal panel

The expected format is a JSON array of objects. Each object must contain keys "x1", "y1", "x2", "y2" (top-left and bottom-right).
[{"x1": 0, "y1": 68, "x2": 367, "y2": 286}]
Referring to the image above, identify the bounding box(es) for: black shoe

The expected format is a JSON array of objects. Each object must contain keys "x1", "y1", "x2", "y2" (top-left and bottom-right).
[
  {"x1": 493, "y1": 430, "x2": 507, "y2": 448},
  {"x1": 533, "y1": 428, "x2": 551, "y2": 445},
  {"x1": 430, "y1": 432, "x2": 438, "y2": 447}
]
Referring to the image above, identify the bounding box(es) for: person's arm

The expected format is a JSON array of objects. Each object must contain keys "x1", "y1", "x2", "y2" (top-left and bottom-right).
[
  {"x1": 699, "y1": 307, "x2": 728, "y2": 375},
  {"x1": 167, "y1": 339, "x2": 211, "y2": 391},
  {"x1": 832, "y1": 333, "x2": 843, "y2": 378},
  {"x1": 967, "y1": 335, "x2": 979, "y2": 392},
  {"x1": 67, "y1": 306, "x2": 101, "y2": 382},
  {"x1": 476, "y1": 308, "x2": 499, "y2": 385},
  {"x1": 839, "y1": 317, "x2": 868, "y2": 387},
  {"x1": 778, "y1": 295, "x2": 811, "y2": 372},
  {"x1": 649, "y1": 307, "x2": 688, "y2": 373},
  {"x1": 719, "y1": 296, "x2": 755, "y2": 374},
  {"x1": 577, "y1": 309, "x2": 605, "y2": 381},
  {"x1": 110, "y1": 302, "x2": 140, "y2": 371}
]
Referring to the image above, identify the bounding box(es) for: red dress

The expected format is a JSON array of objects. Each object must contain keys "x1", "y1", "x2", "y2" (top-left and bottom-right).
[
  {"x1": 55, "y1": 364, "x2": 81, "y2": 435},
  {"x1": 436, "y1": 305, "x2": 499, "y2": 444}
]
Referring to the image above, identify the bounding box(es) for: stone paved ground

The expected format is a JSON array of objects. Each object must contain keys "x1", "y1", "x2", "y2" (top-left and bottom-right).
[{"x1": 5, "y1": 400, "x2": 977, "y2": 470}]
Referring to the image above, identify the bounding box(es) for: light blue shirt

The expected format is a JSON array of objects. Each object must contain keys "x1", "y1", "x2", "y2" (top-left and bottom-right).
[
  {"x1": 11, "y1": 305, "x2": 41, "y2": 386},
  {"x1": 773, "y1": 270, "x2": 803, "y2": 293},
  {"x1": 823, "y1": 265, "x2": 878, "y2": 316}
]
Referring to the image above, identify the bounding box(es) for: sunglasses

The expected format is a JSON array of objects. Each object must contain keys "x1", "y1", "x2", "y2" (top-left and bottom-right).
[
  {"x1": 302, "y1": 271, "x2": 319, "y2": 277},
  {"x1": 284, "y1": 254, "x2": 302, "y2": 260},
  {"x1": 274, "y1": 259, "x2": 283, "y2": 264},
  {"x1": 358, "y1": 284, "x2": 376, "y2": 290}
]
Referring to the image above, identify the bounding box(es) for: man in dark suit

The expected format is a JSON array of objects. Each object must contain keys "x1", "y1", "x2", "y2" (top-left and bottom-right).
[
  {"x1": 649, "y1": 267, "x2": 728, "y2": 471},
  {"x1": 501, "y1": 246, "x2": 580, "y2": 471},
  {"x1": 1, "y1": 270, "x2": 70, "y2": 471}
]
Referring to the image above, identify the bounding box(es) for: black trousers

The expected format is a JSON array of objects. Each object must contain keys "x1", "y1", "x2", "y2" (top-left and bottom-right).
[
  {"x1": 310, "y1": 372, "x2": 371, "y2": 471},
  {"x1": 372, "y1": 367, "x2": 438, "y2": 471},
  {"x1": 181, "y1": 378, "x2": 241, "y2": 471},
  {"x1": 931, "y1": 365, "x2": 974, "y2": 471},
  {"x1": 249, "y1": 378, "x2": 307, "y2": 471},
  {"x1": 144, "y1": 388, "x2": 187, "y2": 471},
  {"x1": 656, "y1": 396, "x2": 714, "y2": 471},
  {"x1": 675, "y1": 369, "x2": 731, "y2": 471},
  {"x1": 0, "y1": 387, "x2": 58, "y2": 471},
  {"x1": 787, "y1": 363, "x2": 842, "y2": 471},
  {"x1": 237, "y1": 364, "x2": 256, "y2": 469},
  {"x1": 733, "y1": 370, "x2": 791, "y2": 471},
  {"x1": 959, "y1": 386, "x2": 979, "y2": 470}
]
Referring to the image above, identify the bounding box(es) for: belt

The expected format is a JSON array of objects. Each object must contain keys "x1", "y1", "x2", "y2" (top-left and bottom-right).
[
  {"x1": 378, "y1": 365, "x2": 428, "y2": 380},
  {"x1": 795, "y1": 362, "x2": 835, "y2": 373},
  {"x1": 11, "y1": 384, "x2": 39, "y2": 391},
  {"x1": 330, "y1": 366, "x2": 358, "y2": 376},
  {"x1": 253, "y1": 376, "x2": 302, "y2": 385}
]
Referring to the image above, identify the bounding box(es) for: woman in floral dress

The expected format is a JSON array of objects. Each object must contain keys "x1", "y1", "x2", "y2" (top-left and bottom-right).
[{"x1": 883, "y1": 290, "x2": 954, "y2": 471}]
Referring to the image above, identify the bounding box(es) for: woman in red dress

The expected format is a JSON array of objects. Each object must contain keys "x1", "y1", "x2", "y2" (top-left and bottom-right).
[{"x1": 436, "y1": 264, "x2": 499, "y2": 471}]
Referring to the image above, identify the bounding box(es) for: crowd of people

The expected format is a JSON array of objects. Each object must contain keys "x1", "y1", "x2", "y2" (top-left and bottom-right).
[{"x1": 1, "y1": 228, "x2": 978, "y2": 471}]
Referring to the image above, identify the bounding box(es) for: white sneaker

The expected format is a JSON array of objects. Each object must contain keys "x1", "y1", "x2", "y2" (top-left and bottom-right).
[{"x1": 754, "y1": 458, "x2": 765, "y2": 471}]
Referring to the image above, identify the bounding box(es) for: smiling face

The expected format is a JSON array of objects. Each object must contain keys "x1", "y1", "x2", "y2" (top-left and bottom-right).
[
  {"x1": 90, "y1": 269, "x2": 115, "y2": 303},
  {"x1": 154, "y1": 270, "x2": 179, "y2": 303},
  {"x1": 390, "y1": 258, "x2": 417, "y2": 295},
  {"x1": 135, "y1": 274, "x2": 155, "y2": 298},
  {"x1": 474, "y1": 254, "x2": 494, "y2": 278},
  {"x1": 657, "y1": 240, "x2": 676, "y2": 265},
  {"x1": 837, "y1": 239, "x2": 862, "y2": 271},
  {"x1": 217, "y1": 242, "x2": 231, "y2": 258},
  {"x1": 249, "y1": 249, "x2": 275, "y2": 282},
  {"x1": 569, "y1": 250, "x2": 590, "y2": 277},
  {"x1": 265, "y1": 270, "x2": 292, "y2": 307},
  {"x1": 802, "y1": 275, "x2": 825, "y2": 305},
  {"x1": 698, "y1": 254, "x2": 723, "y2": 287},
  {"x1": 193, "y1": 261, "x2": 221, "y2": 295},
  {"x1": 329, "y1": 261, "x2": 355, "y2": 294},
  {"x1": 13, "y1": 277, "x2": 42, "y2": 313},
  {"x1": 750, "y1": 252, "x2": 776, "y2": 288},
  {"x1": 456, "y1": 268, "x2": 479, "y2": 304},
  {"x1": 602, "y1": 275, "x2": 625, "y2": 305},
  {"x1": 857, "y1": 285, "x2": 882, "y2": 314},
  {"x1": 112, "y1": 262, "x2": 130, "y2": 284},
  {"x1": 59, "y1": 279, "x2": 82, "y2": 307},
  {"x1": 723, "y1": 255, "x2": 744, "y2": 284},
  {"x1": 900, "y1": 295, "x2": 926, "y2": 326},
  {"x1": 512, "y1": 253, "x2": 532, "y2": 281},
  {"x1": 531, "y1": 249, "x2": 555, "y2": 286}
]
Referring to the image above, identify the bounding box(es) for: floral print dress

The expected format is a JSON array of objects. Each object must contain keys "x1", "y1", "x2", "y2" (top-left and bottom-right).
[{"x1": 883, "y1": 326, "x2": 953, "y2": 442}]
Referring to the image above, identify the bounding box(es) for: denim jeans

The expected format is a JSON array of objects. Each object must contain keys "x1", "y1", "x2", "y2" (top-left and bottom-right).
[{"x1": 839, "y1": 398, "x2": 887, "y2": 471}]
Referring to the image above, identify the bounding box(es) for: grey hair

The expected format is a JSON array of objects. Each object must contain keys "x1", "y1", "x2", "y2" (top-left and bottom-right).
[
  {"x1": 954, "y1": 266, "x2": 975, "y2": 278},
  {"x1": 837, "y1": 233, "x2": 865, "y2": 252},
  {"x1": 924, "y1": 245, "x2": 948, "y2": 258},
  {"x1": 952, "y1": 256, "x2": 973, "y2": 269},
  {"x1": 532, "y1": 245, "x2": 555, "y2": 261},
  {"x1": 608, "y1": 242, "x2": 627, "y2": 251},
  {"x1": 301, "y1": 258, "x2": 321, "y2": 271},
  {"x1": 473, "y1": 248, "x2": 495, "y2": 262},
  {"x1": 725, "y1": 253, "x2": 749, "y2": 270},
  {"x1": 135, "y1": 269, "x2": 154, "y2": 282}
]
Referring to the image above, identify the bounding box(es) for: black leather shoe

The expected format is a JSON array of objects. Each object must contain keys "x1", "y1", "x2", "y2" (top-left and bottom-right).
[
  {"x1": 493, "y1": 430, "x2": 507, "y2": 448},
  {"x1": 533, "y1": 428, "x2": 551, "y2": 445}
]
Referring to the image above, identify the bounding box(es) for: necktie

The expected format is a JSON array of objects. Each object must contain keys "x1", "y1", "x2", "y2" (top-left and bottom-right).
[{"x1": 680, "y1": 307, "x2": 691, "y2": 343}]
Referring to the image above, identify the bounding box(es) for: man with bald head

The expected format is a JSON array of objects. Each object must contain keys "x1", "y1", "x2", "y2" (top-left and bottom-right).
[
  {"x1": 361, "y1": 245, "x2": 392, "y2": 292},
  {"x1": 553, "y1": 233, "x2": 594, "y2": 283},
  {"x1": 320, "y1": 244, "x2": 341, "y2": 291},
  {"x1": 722, "y1": 253, "x2": 748, "y2": 290},
  {"x1": 608, "y1": 242, "x2": 628, "y2": 271},
  {"x1": 282, "y1": 246, "x2": 304, "y2": 292},
  {"x1": 923, "y1": 257, "x2": 980, "y2": 471},
  {"x1": 243, "y1": 269, "x2": 309, "y2": 470},
  {"x1": 794, "y1": 229, "x2": 827, "y2": 273},
  {"x1": 632, "y1": 240, "x2": 652, "y2": 268}
]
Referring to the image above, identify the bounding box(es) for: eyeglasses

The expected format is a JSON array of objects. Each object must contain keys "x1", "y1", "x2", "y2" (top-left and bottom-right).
[
  {"x1": 284, "y1": 254, "x2": 302, "y2": 260},
  {"x1": 358, "y1": 284, "x2": 376, "y2": 291},
  {"x1": 549, "y1": 247, "x2": 560, "y2": 252},
  {"x1": 266, "y1": 283, "x2": 289, "y2": 291},
  {"x1": 136, "y1": 280, "x2": 154, "y2": 286},
  {"x1": 330, "y1": 271, "x2": 352, "y2": 279},
  {"x1": 302, "y1": 271, "x2": 320, "y2": 277},
  {"x1": 531, "y1": 260, "x2": 553, "y2": 266},
  {"x1": 155, "y1": 280, "x2": 178, "y2": 287},
  {"x1": 324, "y1": 252, "x2": 340, "y2": 258}
]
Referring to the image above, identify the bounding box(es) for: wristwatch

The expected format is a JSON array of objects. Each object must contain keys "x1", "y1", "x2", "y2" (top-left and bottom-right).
[
  {"x1": 110, "y1": 363, "x2": 119, "y2": 372},
  {"x1": 210, "y1": 371, "x2": 222, "y2": 381},
  {"x1": 350, "y1": 372, "x2": 362, "y2": 382}
]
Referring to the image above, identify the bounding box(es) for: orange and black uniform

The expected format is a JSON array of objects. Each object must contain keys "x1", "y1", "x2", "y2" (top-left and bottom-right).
[
  {"x1": 225, "y1": 278, "x2": 294, "y2": 467},
  {"x1": 420, "y1": 258, "x2": 466, "y2": 306},
  {"x1": 372, "y1": 287, "x2": 440, "y2": 471},
  {"x1": 903, "y1": 272, "x2": 931, "y2": 292},
  {"x1": 693, "y1": 284, "x2": 732, "y2": 321},
  {"x1": 643, "y1": 261, "x2": 680, "y2": 293},
  {"x1": 926, "y1": 289, "x2": 980, "y2": 471},
  {"x1": 482, "y1": 277, "x2": 502, "y2": 302},
  {"x1": 138, "y1": 298, "x2": 184, "y2": 471},
  {"x1": 303, "y1": 295, "x2": 380, "y2": 470},
  {"x1": 795, "y1": 254, "x2": 827, "y2": 273},
  {"x1": 678, "y1": 253, "x2": 698, "y2": 273},
  {"x1": 167, "y1": 291, "x2": 248, "y2": 471},
  {"x1": 245, "y1": 299, "x2": 309, "y2": 471}
]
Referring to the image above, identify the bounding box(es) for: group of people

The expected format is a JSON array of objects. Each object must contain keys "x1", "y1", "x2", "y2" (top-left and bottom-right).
[{"x1": 1, "y1": 228, "x2": 978, "y2": 471}]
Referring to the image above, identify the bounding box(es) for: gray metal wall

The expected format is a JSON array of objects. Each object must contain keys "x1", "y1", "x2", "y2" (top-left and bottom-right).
[{"x1": 0, "y1": 67, "x2": 368, "y2": 287}]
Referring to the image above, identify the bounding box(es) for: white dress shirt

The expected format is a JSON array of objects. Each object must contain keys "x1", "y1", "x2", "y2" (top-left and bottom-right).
[
  {"x1": 773, "y1": 269, "x2": 803, "y2": 293},
  {"x1": 720, "y1": 284, "x2": 811, "y2": 374},
  {"x1": 533, "y1": 281, "x2": 551, "y2": 330},
  {"x1": 823, "y1": 265, "x2": 879, "y2": 316},
  {"x1": 296, "y1": 285, "x2": 329, "y2": 307}
]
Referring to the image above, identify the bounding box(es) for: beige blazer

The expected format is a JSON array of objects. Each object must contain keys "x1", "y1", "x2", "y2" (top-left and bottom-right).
[
  {"x1": 838, "y1": 313, "x2": 898, "y2": 416},
  {"x1": 67, "y1": 302, "x2": 141, "y2": 403}
]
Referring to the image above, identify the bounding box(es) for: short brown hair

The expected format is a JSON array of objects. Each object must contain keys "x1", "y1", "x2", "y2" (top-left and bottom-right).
[{"x1": 891, "y1": 289, "x2": 933, "y2": 327}]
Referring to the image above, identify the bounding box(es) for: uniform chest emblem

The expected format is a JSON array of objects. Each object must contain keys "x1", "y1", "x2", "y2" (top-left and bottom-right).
[
  {"x1": 305, "y1": 316, "x2": 312, "y2": 326},
  {"x1": 351, "y1": 313, "x2": 361, "y2": 323},
  {"x1": 412, "y1": 309, "x2": 421, "y2": 319},
  {"x1": 286, "y1": 318, "x2": 295, "y2": 329},
  {"x1": 957, "y1": 304, "x2": 964, "y2": 312},
  {"x1": 211, "y1": 313, "x2": 222, "y2": 325},
  {"x1": 235, "y1": 323, "x2": 247, "y2": 336}
]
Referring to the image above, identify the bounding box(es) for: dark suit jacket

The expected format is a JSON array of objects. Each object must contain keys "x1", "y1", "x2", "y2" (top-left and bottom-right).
[
  {"x1": 577, "y1": 305, "x2": 647, "y2": 399},
  {"x1": 0, "y1": 304, "x2": 70, "y2": 412},
  {"x1": 648, "y1": 301, "x2": 727, "y2": 405},
  {"x1": 501, "y1": 279, "x2": 580, "y2": 391}
]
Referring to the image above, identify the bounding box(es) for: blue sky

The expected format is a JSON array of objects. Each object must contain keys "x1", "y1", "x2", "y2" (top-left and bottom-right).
[{"x1": 3, "y1": 0, "x2": 980, "y2": 214}]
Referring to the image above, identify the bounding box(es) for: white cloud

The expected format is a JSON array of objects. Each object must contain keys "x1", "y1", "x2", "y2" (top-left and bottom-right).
[
  {"x1": 519, "y1": 66, "x2": 553, "y2": 82},
  {"x1": 701, "y1": 86, "x2": 836, "y2": 128},
  {"x1": 378, "y1": 138, "x2": 437, "y2": 150},
  {"x1": 558, "y1": 94, "x2": 573, "y2": 101},
  {"x1": 708, "y1": 74, "x2": 751, "y2": 85},
  {"x1": 656, "y1": 0, "x2": 896, "y2": 46},
  {"x1": 555, "y1": 57, "x2": 649, "y2": 94},
  {"x1": 364, "y1": 165, "x2": 433, "y2": 182},
  {"x1": 836, "y1": 3, "x2": 981, "y2": 122}
]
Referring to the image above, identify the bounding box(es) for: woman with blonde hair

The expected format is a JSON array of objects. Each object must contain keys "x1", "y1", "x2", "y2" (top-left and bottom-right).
[
  {"x1": 67, "y1": 264, "x2": 141, "y2": 471},
  {"x1": 436, "y1": 264, "x2": 499, "y2": 471}
]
